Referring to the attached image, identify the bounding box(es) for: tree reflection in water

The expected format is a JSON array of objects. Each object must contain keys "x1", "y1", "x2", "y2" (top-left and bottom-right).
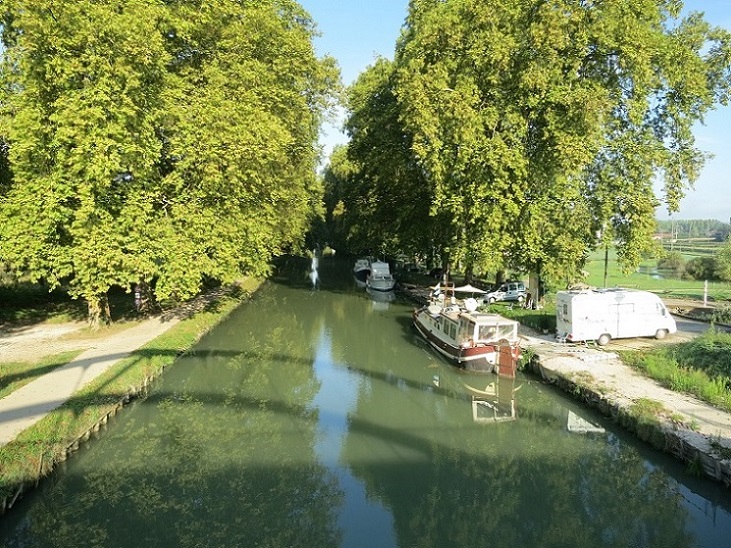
[{"x1": 1, "y1": 260, "x2": 729, "y2": 547}]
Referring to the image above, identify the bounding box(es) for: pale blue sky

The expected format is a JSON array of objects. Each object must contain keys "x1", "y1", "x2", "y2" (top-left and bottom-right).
[{"x1": 301, "y1": 0, "x2": 731, "y2": 222}]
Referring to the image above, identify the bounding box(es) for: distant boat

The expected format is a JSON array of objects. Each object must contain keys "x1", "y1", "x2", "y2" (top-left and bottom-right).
[
  {"x1": 366, "y1": 260, "x2": 396, "y2": 292},
  {"x1": 353, "y1": 258, "x2": 371, "y2": 288}
]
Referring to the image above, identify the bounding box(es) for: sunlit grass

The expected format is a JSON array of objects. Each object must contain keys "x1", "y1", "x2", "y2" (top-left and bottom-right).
[
  {"x1": 620, "y1": 330, "x2": 731, "y2": 413},
  {"x1": 584, "y1": 249, "x2": 731, "y2": 302},
  {"x1": 0, "y1": 351, "x2": 83, "y2": 400}
]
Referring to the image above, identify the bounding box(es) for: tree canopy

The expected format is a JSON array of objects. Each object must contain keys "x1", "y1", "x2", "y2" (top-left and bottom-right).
[
  {"x1": 0, "y1": 0, "x2": 338, "y2": 324},
  {"x1": 327, "y1": 0, "x2": 731, "y2": 286}
]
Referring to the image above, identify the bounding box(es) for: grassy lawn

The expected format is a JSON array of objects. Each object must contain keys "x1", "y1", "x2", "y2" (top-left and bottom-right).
[
  {"x1": 0, "y1": 351, "x2": 83, "y2": 400},
  {"x1": 620, "y1": 330, "x2": 731, "y2": 414},
  {"x1": 584, "y1": 249, "x2": 731, "y2": 303}
]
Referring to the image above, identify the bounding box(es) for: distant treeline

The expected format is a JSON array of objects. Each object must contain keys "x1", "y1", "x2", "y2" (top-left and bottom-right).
[{"x1": 656, "y1": 219, "x2": 731, "y2": 241}]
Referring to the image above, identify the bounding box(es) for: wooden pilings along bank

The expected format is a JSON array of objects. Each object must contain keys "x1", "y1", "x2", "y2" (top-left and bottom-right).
[{"x1": 0, "y1": 375, "x2": 157, "y2": 516}]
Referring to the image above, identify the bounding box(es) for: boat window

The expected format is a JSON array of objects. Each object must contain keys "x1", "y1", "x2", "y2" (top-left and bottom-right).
[
  {"x1": 477, "y1": 325, "x2": 497, "y2": 341},
  {"x1": 458, "y1": 321, "x2": 474, "y2": 343},
  {"x1": 496, "y1": 324, "x2": 515, "y2": 340}
]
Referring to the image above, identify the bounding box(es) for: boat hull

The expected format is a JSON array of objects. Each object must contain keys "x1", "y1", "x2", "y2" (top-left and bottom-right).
[
  {"x1": 354, "y1": 269, "x2": 369, "y2": 288},
  {"x1": 367, "y1": 278, "x2": 396, "y2": 291}
]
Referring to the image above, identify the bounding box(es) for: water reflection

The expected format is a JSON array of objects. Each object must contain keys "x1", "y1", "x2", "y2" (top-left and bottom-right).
[{"x1": 1, "y1": 258, "x2": 730, "y2": 548}]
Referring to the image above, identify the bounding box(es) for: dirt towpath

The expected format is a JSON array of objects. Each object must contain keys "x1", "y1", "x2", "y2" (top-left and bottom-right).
[
  {"x1": 0, "y1": 315, "x2": 181, "y2": 447},
  {"x1": 520, "y1": 328, "x2": 731, "y2": 486}
]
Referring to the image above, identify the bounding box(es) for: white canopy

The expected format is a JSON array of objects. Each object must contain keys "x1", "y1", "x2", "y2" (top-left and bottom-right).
[{"x1": 453, "y1": 284, "x2": 487, "y2": 294}]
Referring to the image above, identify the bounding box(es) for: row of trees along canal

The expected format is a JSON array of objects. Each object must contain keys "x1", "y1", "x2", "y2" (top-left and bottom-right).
[
  {"x1": 2, "y1": 1, "x2": 731, "y2": 326},
  {"x1": 0, "y1": 1, "x2": 339, "y2": 326},
  {"x1": 319, "y1": 1, "x2": 731, "y2": 296}
]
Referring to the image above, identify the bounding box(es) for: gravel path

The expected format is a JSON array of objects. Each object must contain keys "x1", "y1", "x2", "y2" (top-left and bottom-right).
[{"x1": 0, "y1": 315, "x2": 180, "y2": 447}]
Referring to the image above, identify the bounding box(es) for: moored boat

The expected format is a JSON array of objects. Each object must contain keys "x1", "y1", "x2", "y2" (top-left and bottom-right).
[
  {"x1": 413, "y1": 299, "x2": 521, "y2": 376},
  {"x1": 366, "y1": 261, "x2": 396, "y2": 292},
  {"x1": 353, "y1": 258, "x2": 371, "y2": 288}
]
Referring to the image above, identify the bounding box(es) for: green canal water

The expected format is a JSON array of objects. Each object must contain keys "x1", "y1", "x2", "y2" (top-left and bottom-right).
[{"x1": 1, "y1": 257, "x2": 730, "y2": 547}]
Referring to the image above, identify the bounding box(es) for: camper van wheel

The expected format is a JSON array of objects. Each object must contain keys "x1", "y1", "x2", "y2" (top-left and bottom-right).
[
  {"x1": 597, "y1": 334, "x2": 611, "y2": 346},
  {"x1": 655, "y1": 329, "x2": 668, "y2": 340}
]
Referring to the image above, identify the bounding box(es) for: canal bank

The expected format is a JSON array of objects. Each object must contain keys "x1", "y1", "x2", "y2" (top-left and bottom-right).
[
  {"x1": 400, "y1": 284, "x2": 731, "y2": 487},
  {"x1": 0, "y1": 281, "x2": 261, "y2": 514}
]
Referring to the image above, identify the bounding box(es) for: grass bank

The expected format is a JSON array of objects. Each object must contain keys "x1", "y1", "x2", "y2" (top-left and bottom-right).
[
  {"x1": 0, "y1": 278, "x2": 262, "y2": 503},
  {"x1": 620, "y1": 330, "x2": 731, "y2": 413}
]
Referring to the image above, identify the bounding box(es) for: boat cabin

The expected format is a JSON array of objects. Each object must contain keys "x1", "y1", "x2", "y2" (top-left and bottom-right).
[{"x1": 433, "y1": 307, "x2": 519, "y2": 347}]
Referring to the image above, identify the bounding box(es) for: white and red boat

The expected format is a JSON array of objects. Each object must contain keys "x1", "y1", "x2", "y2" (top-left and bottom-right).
[{"x1": 413, "y1": 298, "x2": 522, "y2": 376}]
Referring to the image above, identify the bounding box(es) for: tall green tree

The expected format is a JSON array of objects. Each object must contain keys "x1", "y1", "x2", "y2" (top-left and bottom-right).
[
  {"x1": 390, "y1": 0, "x2": 730, "y2": 284},
  {"x1": 343, "y1": 58, "x2": 436, "y2": 259},
  {"x1": 0, "y1": 0, "x2": 338, "y2": 324},
  {"x1": 0, "y1": 1, "x2": 172, "y2": 323}
]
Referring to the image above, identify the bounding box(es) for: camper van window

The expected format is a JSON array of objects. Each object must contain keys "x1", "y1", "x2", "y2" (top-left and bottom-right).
[{"x1": 562, "y1": 304, "x2": 568, "y2": 315}]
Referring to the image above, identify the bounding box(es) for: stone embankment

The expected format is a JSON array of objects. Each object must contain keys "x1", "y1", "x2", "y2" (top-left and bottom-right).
[{"x1": 399, "y1": 283, "x2": 731, "y2": 487}]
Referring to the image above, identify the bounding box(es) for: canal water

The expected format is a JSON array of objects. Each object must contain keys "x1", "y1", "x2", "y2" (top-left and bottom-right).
[{"x1": 1, "y1": 257, "x2": 730, "y2": 547}]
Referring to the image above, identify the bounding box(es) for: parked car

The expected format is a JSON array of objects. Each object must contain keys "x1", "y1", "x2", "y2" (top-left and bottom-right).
[{"x1": 482, "y1": 281, "x2": 527, "y2": 304}]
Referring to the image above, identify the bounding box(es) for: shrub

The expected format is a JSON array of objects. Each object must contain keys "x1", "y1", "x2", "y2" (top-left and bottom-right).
[
  {"x1": 657, "y1": 251, "x2": 685, "y2": 277},
  {"x1": 683, "y1": 256, "x2": 719, "y2": 281}
]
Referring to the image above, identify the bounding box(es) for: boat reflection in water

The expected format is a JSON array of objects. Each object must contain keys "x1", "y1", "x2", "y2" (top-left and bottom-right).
[
  {"x1": 431, "y1": 372, "x2": 521, "y2": 423},
  {"x1": 366, "y1": 287, "x2": 396, "y2": 311},
  {"x1": 463, "y1": 376, "x2": 521, "y2": 423}
]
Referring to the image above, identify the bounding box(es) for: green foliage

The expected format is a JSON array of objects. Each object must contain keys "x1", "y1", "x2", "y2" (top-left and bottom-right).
[
  {"x1": 716, "y1": 238, "x2": 731, "y2": 281},
  {"x1": 683, "y1": 256, "x2": 719, "y2": 281},
  {"x1": 657, "y1": 251, "x2": 685, "y2": 278},
  {"x1": 338, "y1": 58, "x2": 436, "y2": 259},
  {"x1": 331, "y1": 0, "x2": 731, "y2": 286},
  {"x1": 0, "y1": 0, "x2": 338, "y2": 323},
  {"x1": 712, "y1": 305, "x2": 731, "y2": 325}
]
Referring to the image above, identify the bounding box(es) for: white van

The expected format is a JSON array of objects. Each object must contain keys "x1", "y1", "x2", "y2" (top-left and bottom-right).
[{"x1": 555, "y1": 289, "x2": 677, "y2": 346}]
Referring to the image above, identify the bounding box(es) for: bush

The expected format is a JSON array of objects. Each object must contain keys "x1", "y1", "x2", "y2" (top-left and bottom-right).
[
  {"x1": 683, "y1": 256, "x2": 719, "y2": 281},
  {"x1": 657, "y1": 251, "x2": 685, "y2": 277},
  {"x1": 712, "y1": 305, "x2": 731, "y2": 325}
]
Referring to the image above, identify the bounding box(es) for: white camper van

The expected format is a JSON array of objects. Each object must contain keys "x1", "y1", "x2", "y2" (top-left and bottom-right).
[{"x1": 555, "y1": 289, "x2": 677, "y2": 346}]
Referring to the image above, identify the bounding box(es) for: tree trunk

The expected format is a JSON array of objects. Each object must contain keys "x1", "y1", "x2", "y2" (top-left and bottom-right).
[
  {"x1": 87, "y1": 292, "x2": 111, "y2": 329},
  {"x1": 528, "y1": 261, "x2": 543, "y2": 310},
  {"x1": 136, "y1": 280, "x2": 156, "y2": 315},
  {"x1": 440, "y1": 251, "x2": 451, "y2": 285},
  {"x1": 462, "y1": 261, "x2": 474, "y2": 284}
]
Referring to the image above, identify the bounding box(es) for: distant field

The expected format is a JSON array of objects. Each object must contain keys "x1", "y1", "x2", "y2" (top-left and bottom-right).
[
  {"x1": 659, "y1": 237, "x2": 723, "y2": 259},
  {"x1": 583, "y1": 248, "x2": 731, "y2": 303}
]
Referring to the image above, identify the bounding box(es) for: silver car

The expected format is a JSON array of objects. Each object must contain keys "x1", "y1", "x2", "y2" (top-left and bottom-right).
[{"x1": 482, "y1": 282, "x2": 527, "y2": 304}]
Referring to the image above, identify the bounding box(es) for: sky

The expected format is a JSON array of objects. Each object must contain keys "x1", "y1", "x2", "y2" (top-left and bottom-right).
[{"x1": 300, "y1": 0, "x2": 731, "y2": 223}]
